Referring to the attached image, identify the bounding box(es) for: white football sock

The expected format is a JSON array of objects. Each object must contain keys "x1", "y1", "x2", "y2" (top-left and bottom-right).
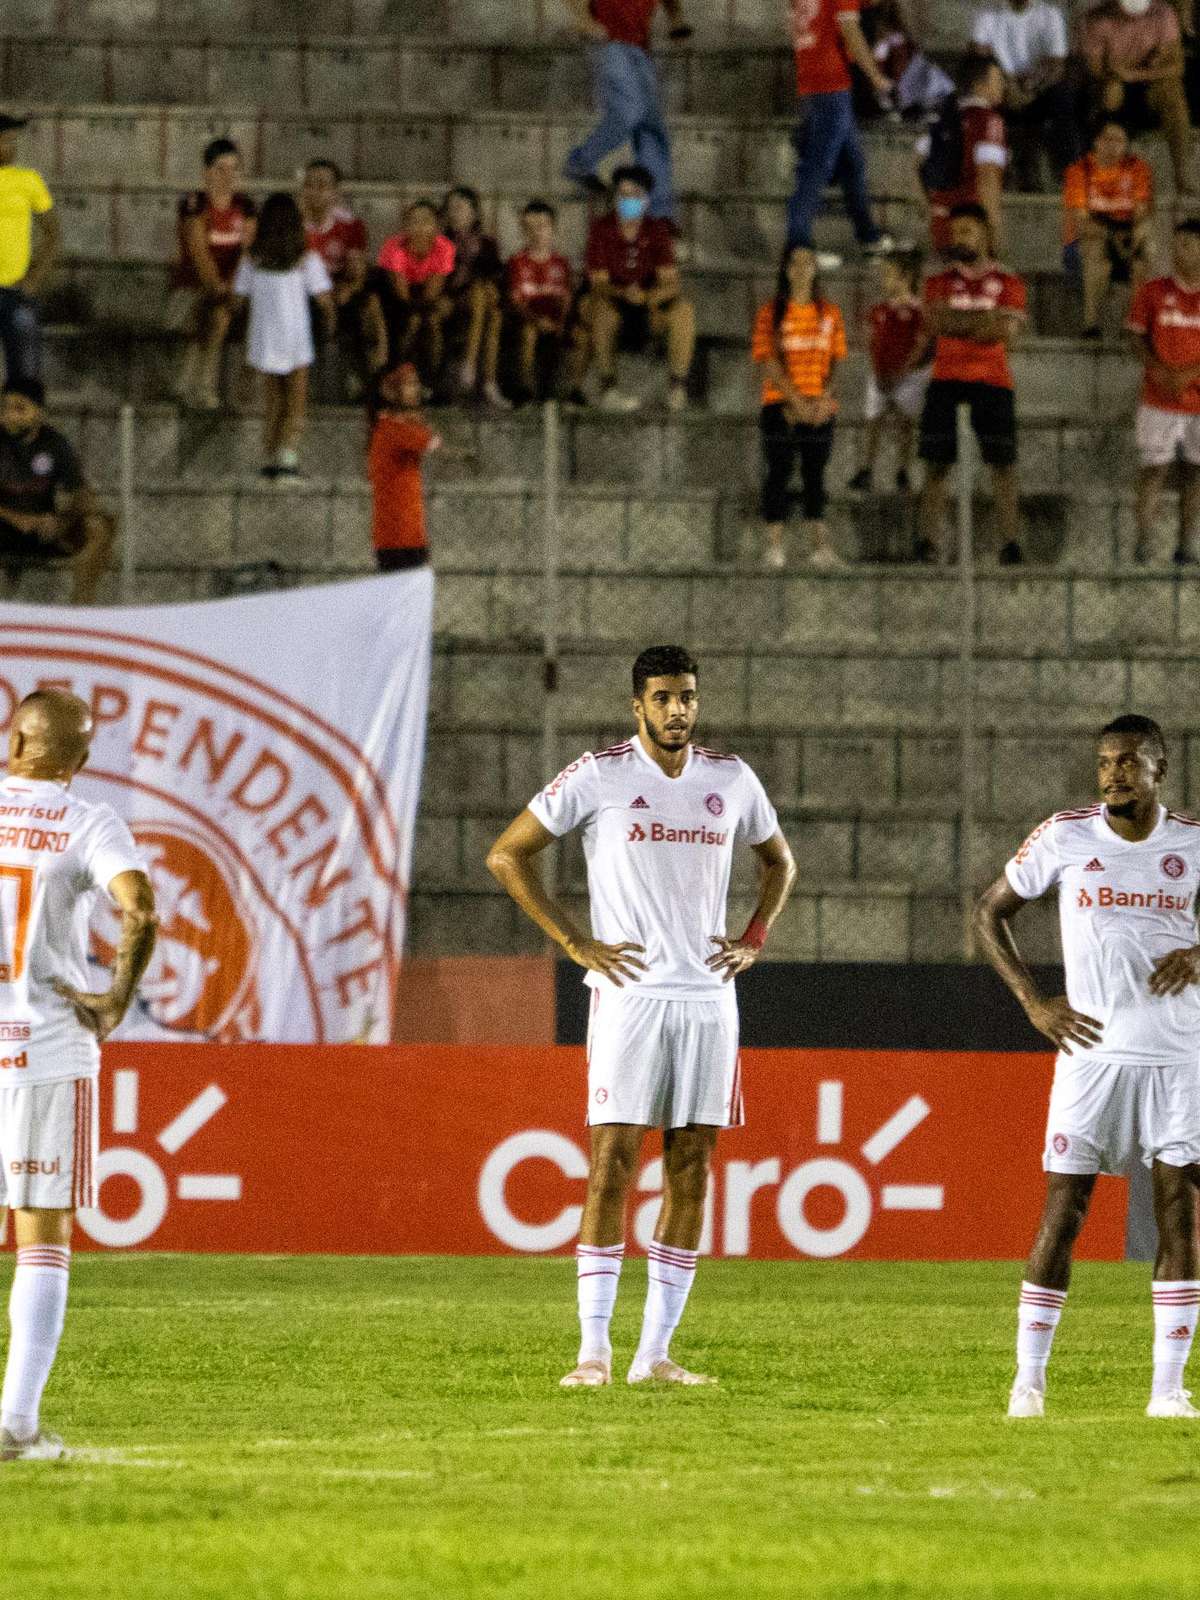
[
  {"x1": 576, "y1": 1242, "x2": 624, "y2": 1363},
  {"x1": 1, "y1": 1245, "x2": 71, "y2": 1441},
  {"x1": 1015, "y1": 1281, "x2": 1066, "y2": 1391},
  {"x1": 1151, "y1": 1280, "x2": 1200, "y2": 1398},
  {"x1": 635, "y1": 1243, "x2": 698, "y2": 1368}
]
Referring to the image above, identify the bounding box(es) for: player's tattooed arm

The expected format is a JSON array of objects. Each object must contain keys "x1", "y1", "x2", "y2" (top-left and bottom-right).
[
  {"x1": 53, "y1": 869, "x2": 159, "y2": 1041},
  {"x1": 487, "y1": 809, "x2": 648, "y2": 987},
  {"x1": 973, "y1": 875, "x2": 1103, "y2": 1055},
  {"x1": 1148, "y1": 945, "x2": 1200, "y2": 997},
  {"x1": 707, "y1": 830, "x2": 797, "y2": 982}
]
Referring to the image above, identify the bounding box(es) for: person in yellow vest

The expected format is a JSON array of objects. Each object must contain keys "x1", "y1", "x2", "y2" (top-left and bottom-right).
[{"x1": 0, "y1": 114, "x2": 57, "y2": 387}]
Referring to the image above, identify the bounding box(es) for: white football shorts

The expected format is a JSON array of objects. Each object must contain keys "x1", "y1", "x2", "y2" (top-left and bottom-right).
[
  {"x1": 1044, "y1": 1053, "x2": 1200, "y2": 1176},
  {"x1": 864, "y1": 367, "x2": 930, "y2": 423},
  {"x1": 1134, "y1": 403, "x2": 1200, "y2": 468},
  {"x1": 585, "y1": 988, "x2": 742, "y2": 1129},
  {"x1": 0, "y1": 1076, "x2": 98, "y2": 1210}
]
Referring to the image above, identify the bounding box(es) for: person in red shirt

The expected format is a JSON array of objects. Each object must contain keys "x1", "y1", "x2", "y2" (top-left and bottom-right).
[
  {"x1": 1063, "y1": 119, "x2": 1154, "y2": 338},
  {"x1": 376, "y1": 200, "x2": 457, "y2": 391},
  {"x1": 848, "y1": 249, "x2": 932, "y2": 494},
  {"x1": 1127, "y1": 219, "x2": 1200, "y2": 564},
  {"x1": 300, "y1": 157, "x2": 387, "y2": 394},
  {"x1": 787, "y1": 0, "x2": 897, "y2": 258},
  {"x1": 917, "y1": 57, "x2": 1008, "y2": 257},
  {"x1": 577, "y1": 164, "x2": 695, "y2": 411},
  {"x1": 917, "y1": 202, "x2": 1027, "y2": 562},
  {"x1": 168, "y1": 137, "x2": 257, "y2": 410},
  {"x1": 505, "y1": 200, "x2": 581, "y2": 403},
  {"x1": 367, "y1": 363, "x2": 439, "y2": 571},
  {"x1": 561, "y1": 0, "x2": 692, "y2": 223}
]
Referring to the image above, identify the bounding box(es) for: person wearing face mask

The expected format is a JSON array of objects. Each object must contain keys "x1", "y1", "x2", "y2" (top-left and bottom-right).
[
  {"x1": 0, "y1": 379, "x2": 115, "y2": 604},
  {"x1": 1126, "y1": 218, "x2": 1200, "y2": 563},
  {"x1": 916, "y1": 202, "x2": 1027, "y2": 564},
  {"x1": 1081, "y1": 0, "x2": 1194, "y2": 196},
  {"x1": 577, "y1": 165, "x2": 695, "y2": 411}
]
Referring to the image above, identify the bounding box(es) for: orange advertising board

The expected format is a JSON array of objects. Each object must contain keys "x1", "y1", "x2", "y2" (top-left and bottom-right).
[{"x1": 68, "y1": 1043, "x2": 1127, "y2": 1260}]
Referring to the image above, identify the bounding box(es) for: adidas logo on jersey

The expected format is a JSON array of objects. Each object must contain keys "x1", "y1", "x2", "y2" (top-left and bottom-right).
[
  {"x1": 629, "y1": 796, "x2": 649, "y2": 809},
  {"x1": 1084, "y1": 858, "x2": 1104, "y2": 871}
]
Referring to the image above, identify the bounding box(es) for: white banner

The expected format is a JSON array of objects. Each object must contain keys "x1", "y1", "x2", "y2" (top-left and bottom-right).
[{"x1": 0, "y1": 572, "x2": 433, "y2": 1043}]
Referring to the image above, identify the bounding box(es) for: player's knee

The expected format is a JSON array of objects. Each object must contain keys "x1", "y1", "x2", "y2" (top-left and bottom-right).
[
  {"x1": 589, "y1": 1142, "x2": 638, "y2": 1204},
  {"x1": 663, "y1": 1142, "x2": 713, "y2": 1206}
]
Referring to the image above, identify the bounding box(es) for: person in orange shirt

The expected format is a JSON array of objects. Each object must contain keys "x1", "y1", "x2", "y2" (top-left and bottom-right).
[
  {"x1": 367, "y1": 364, "x2": 440, "y2": 571},
  {"x1": 751, "y1": 245, "x2": 847, "y2": 569},
  {"x1": 1063, "y1": 119, "x2": 1154, "y2": 337}
]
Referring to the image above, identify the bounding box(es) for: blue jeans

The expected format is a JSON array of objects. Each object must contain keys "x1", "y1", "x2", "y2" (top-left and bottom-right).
[
  {"x1": 787, "y1": 89, "x2": 880, "y2": 249},
  {"x1": 564, "y1": 41, "x2": 676, "y2": 221},
  {"x1": 0, "y1": 287, "x2": 42, "y2": 385}
]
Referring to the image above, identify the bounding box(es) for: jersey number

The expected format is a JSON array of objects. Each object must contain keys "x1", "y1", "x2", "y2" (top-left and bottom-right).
[{"x1": 0, "y1": 865, "x2": 34, "y2": 983}]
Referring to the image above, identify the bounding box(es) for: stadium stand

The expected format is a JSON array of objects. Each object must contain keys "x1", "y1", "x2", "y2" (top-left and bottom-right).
[{"x1": 3, "y1": 0, "x2": 1199, "y2": 966}]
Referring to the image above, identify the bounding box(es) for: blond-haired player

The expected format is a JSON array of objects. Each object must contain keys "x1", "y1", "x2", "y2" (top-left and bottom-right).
[{"x1": 0, "y1": 690, "x2": 156, "y2": 1461}]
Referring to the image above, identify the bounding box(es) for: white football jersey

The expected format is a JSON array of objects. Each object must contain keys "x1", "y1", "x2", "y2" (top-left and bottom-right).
[
  {"x1": 0, "y1": 775, "x2": 143, "y2": 1086},
  {"x1": 528, "y1": 739, "x2": 779, "y2": 1000},
  {"x1": 1006, "y1": 803, "x2": 1200, "y2": 1066}
]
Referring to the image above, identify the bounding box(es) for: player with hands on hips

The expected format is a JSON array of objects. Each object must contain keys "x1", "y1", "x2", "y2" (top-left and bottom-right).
[{"x1": 976, "y1": 713, "x2": 1200, "y2": 1421}]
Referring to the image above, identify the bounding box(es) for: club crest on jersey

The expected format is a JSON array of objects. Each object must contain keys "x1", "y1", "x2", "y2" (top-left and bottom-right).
[
  {"x1": 1052, "y1": 1133, "x2": 1069, "y2": 1155},
  {"x1": 1161, "y1": 854, "x2": 1187, "y2": 880},
  {"x1": 704, "y1": 793, "x2": 725, "y2": 817}
]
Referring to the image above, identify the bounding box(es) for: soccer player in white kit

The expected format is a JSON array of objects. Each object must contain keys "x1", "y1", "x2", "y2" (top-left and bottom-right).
[
  {"x1": 488, "y1": 646, "x2": 795, "y2": 1388},
  {"x1": 975, "y1": 715, "x2": 1200, "y2": 1420},
  {"x1": 0, "y1": 691, "x2": 156, "y2": 1460}
]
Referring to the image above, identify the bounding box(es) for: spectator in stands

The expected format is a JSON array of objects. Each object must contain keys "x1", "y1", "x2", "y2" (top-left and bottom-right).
[
  {"x1": 1063, "y1": 118, "x2": 1153, "y2": 338},
  {"x1": 376, "y1": 201, "x2": 456, "y2": 391},
  {"x1": 506, "y1": 200, "x2": 576, "y2": 403},
  {"x1": 788, "y1": 0, "x2": 898, "y2": 261},
  {"x1": 233, "y1": 192, "x2": 335, "y2": 485},
  {"x1": 1127, "y1": 218, "x2": 1200, "y2": 563},
  {"x1": 300, "y1": 158, "x2": 387, "y2": 396},
  {"x1": 577, "y1": 165, "x2": 695, "y2": 411},
  {"x1": 169, "y1": 137, "x2": 257, "y2": 411},
  {"x1": 917, "y1": 202, "x2": 1027, "y2": 563},
  {"x1": 969, "y1": 0, "x2": 1079, "y2": 190},
  {"x1": 858, "y1": 0, "x2": 953, "y2": 119},
  {"x1": 442, "y1": 187, "x2": 508, "y2": 407},
  {"x1": 0, "y1": 378, "x2": 114, "y2": 604},
  {"x1": 1081, "y1": 0, "x2": 1194, "y2": 196},
  {"x1": 848, "y1": 249, "x2": 931, "y2": 493},
  {"x1": 751, "y1": 245, "x2": 848, "y2": 569},
  {"x1": 917, "y1": 57, "x2": 1008, "y2": 256},
  {"x1": 367, "y1": 364, "x2": 439, "y2": 571},
  {"x1": 561, "y1": 0, "x2": 691, "y2": 224},
  {"x1": 0, "y1": 114, "x2": 56, "y2": 389}
]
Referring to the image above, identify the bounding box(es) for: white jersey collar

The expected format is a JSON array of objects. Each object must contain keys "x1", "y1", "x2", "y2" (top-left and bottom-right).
[
  {"x1": 1099, "y1": 801, "x2": 1166, "y2": 845},
  {"x1": 631, "y1": 735, "x2": 692, "y2": 780}
]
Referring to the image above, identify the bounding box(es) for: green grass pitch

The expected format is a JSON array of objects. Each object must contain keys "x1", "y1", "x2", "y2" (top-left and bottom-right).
[{"x1": 5, "y1": 1255, "x2": 1199, "y2": 1598}]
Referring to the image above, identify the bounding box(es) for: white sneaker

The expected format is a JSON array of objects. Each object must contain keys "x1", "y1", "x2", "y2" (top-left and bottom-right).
[
  {"x1": 815, "y1": 250, "x2": 843, "y2": 272},
  {"x1": 598, "y1": 387, "x2": 641, "y2": 413},
  {"x1": 762, "y1": 543, "x2": 786, "y2": 570},
  {"x1": 627, "y1": 1357, "x2": 717, "y2": 1386},
  {"x1": 1146, "y1": 1388, "x2": 1200, "y2": 1418},
  {"x1": 1007, "y1": 1383, "x2": 1045, "y2": 1418},
  {"x1": 0, "y1": 1428, "x2": 66, "y2": 1461},
  {"x1": 863, "y1": 234, "x2": 912, "y2": 258},
  {"x1": 560, "y1": 1357, "x2": 611, "y2": 1388},
  {"x1": 808, "y1": 543, "x2": 845, "y2": 568}
]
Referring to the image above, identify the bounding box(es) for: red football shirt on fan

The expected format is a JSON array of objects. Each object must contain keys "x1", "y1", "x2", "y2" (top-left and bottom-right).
[
  {"x1": 792, "y1": 0, "x2": 858, "y2": 97},
  {"x1": 925, "y1": 263, "x2": 1027, "y2": 389},
  {"x1": 507, "y1": 251, "x2": 573, "y2": 326},
  {"x1": 172, "y1": 190, "x2": 256, "y2": 289},
  {"x1": 867, "y1": 296, "x2": 925, "y2": 380},
  {"x1": 591, "y1": 0, "x2": 658, "y2": 47},
  {"x1": 924, "y1": 100, "x2": 1008, "y2": 253},
  {"x1": 586, "y1": 215, "x2": 674, "y2": 289},
  {"x1": 369, "y1": 414, "x2": 436, "y2": 553},
  {"x1": 1127, "y1": 276, "x2": 1200, "y2": 414},
  {"x1": 305, "y1": 206, "x2": 368, "y2": 282}
]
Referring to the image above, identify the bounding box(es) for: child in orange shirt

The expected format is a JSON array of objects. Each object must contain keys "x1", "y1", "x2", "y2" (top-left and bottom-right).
[
  {"x1": 367, "y1": 364, "x2": 441, "y2": 571},
  {"x1": 750, "y1": 245, "x2": 847, "y2": 569},
  {"x1": 1063, "y1": 119, "x2": 1153, "y2": 338},
  {"x1": 848, "y1": 250, "x2": 931, "y2": 495}
]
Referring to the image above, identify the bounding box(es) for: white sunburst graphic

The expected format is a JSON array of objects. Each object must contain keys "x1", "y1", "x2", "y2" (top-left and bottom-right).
[{"x1": 77, "y1": 1070, "x2": 242, "y2": 1248}]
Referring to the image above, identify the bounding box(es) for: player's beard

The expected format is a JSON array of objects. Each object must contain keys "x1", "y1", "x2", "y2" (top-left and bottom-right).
[{"x1": 645, "y1": 716, "x2": 692, "y2": 751}]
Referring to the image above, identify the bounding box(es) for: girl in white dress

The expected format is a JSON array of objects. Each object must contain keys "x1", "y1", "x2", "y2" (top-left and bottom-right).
[{"x1": 234, "y1": 192, "x2": 335, "y2": 483}]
